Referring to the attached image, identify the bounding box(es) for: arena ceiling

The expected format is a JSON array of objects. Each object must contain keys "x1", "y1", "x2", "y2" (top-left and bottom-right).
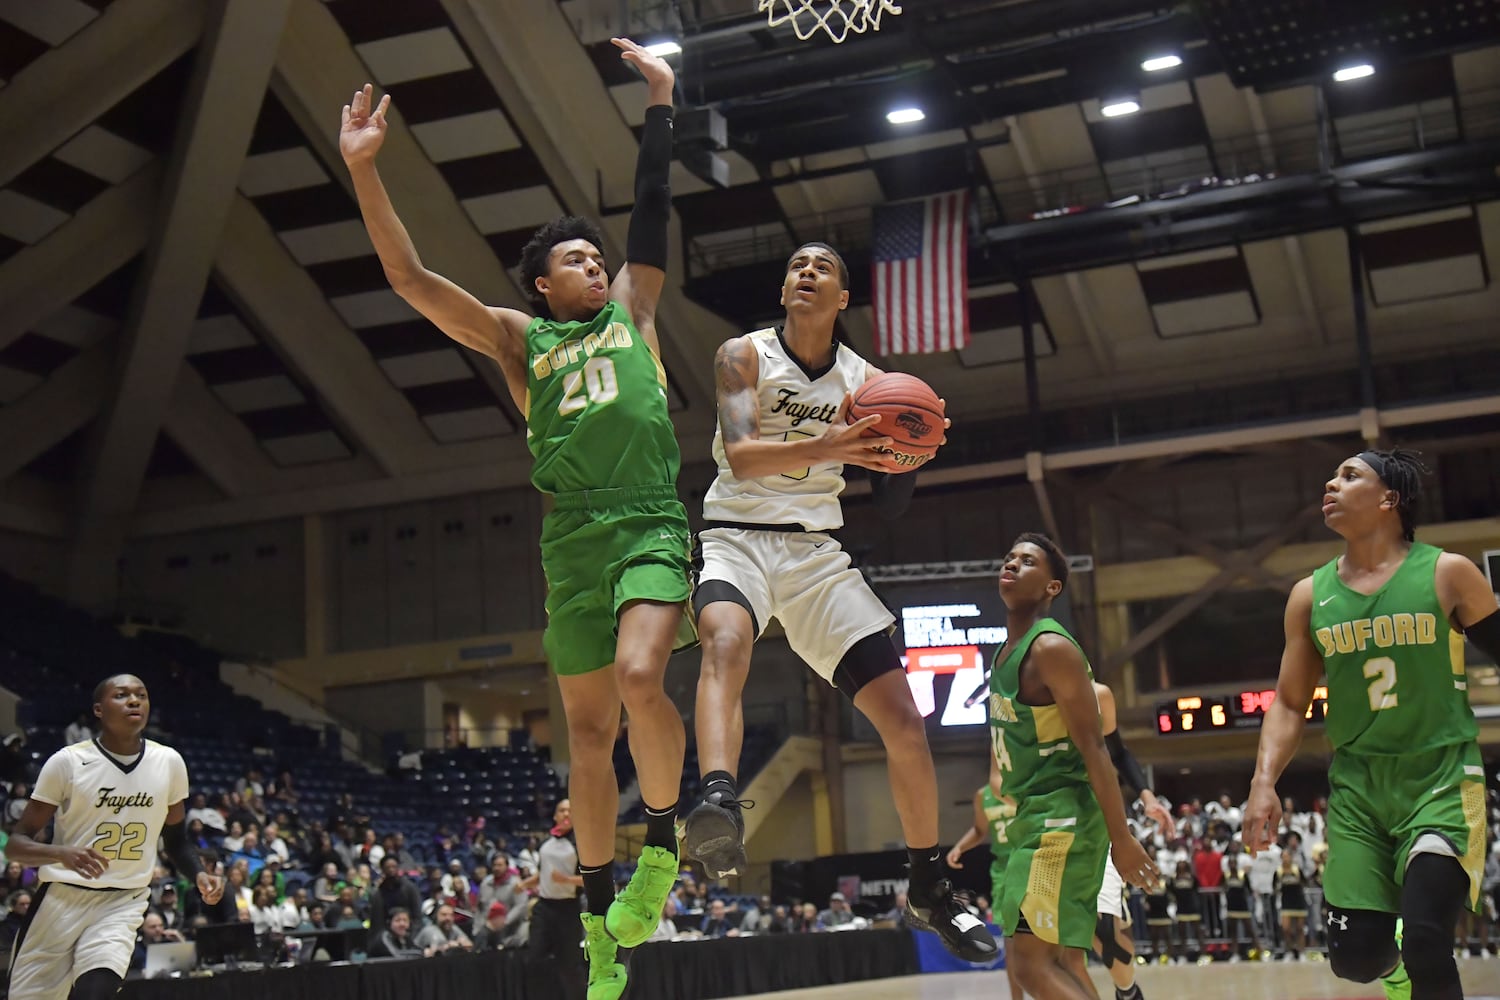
[{"x1": 0, "y1": 0, "x2": 1499, "y2": 557}]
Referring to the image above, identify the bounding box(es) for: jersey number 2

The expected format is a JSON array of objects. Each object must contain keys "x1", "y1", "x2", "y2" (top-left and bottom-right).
[
  {"x1": 1364, "y1": 656, "x2": 1398, "y2": 712},
  {"x1": 94, "y1": 822, "x2": 148, "y2": 861},
  {"x1": 558, "y1": 357, "x2": 620, "y2": 415}
]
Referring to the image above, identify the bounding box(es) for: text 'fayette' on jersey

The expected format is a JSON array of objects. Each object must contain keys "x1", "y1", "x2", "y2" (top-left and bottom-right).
[
  {"x1": 530, "y1": 321, "x2": 635, "y2": 382},
  {"x1": 1314, "y1": 612, "x2": 1440, "y2": 657}
]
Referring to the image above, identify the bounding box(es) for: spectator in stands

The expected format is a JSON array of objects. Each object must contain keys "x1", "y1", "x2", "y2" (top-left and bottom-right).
[
  {"x1": 235, "y1": 767, "x2": 265, "y2": 801},
  {"x1": 289, "y1": 887, "x2": 309, "y2": 924},
  {"x1": 739, "y1": 895, "x2": 775, "y2": 933},
  {"x1": 327, "y1": 793, "x2": 367, "y2": 832},
  {"x1": 308, "y1": 832, "x2": 341, "y2": 874},
  {"x1": 63, "y1": 712, "x2": 92, "y2": 745},
  {"x1": 0, "y1": 861, "x2": 29, "y2": 895},
  {"x1": 767, "y1": 905, "x2": 790, "y2": 934},
  {"x1": 224, "y1": 792, "x2": 257, "y2": 834},
  {"x1": 700, "y1": 899, "x2": 738, "y2": 939},
  {"x1": 0, "y1": 889, "x2": 32, "y2": 959},
  {"x1": 651, "y1": 900, "x2": 677, "y2": 943},
  {"x1": 250, "y1": 885, "x2": 285, "y2": 937},
  {"x1": 440, "y1": 858, "x2": 470, "y2": 902},
  {"x1": 254, "y1": 864, "x2": 285, "y2": 904},
  {"x1": 368, "y1": 855, "x2": 425, "y2": 947},
  {"x1": 313, "y1": 862, "x2": 341, "y2": 906},
  {"x1": 878, "y1": 891, "x2": 909, "y2": 927},
  {"x1": 185, "y1": 818, "x2": 212, "y2": 851},
  {"x1": 422, "y1": 874, "x2": 452, "y2": 920},
  {"x1": 371, "y1": 907, "x2": 426, "y2": 959},
  {"x1": 1205, "y1": 791, "x2": 1243, "y2": 833},
  {"x1": 415, "y1": 903, "x2": 473, "y2": 954},
  {"x1": 152, "y1": 884, "x2": 184, "y2": 933},
  {"x1": 267, "y1": 770, "x2": 298, "y2": 809},
  {"x1": 129, "y1": 910, "x2": 183, "y2": 972},
  {"x1": 358, "y1": 827, "x2": 384, "y2": 867},
  {"x1": 389, "y1": 831, "x2": 418, "y2": 873},
  {"x1": 1193, "y1": 836, "x2": 1226, "y2": 940},
  {"x1": 333, "y1": 904, "x2": 363, "y2": 930},
  {"x1": 4, "y1": 783, "x2": 29, "y2": 829},
  {"x1": 237, "y1": 828, "x2": 265, "y2": 862},
  {"x1": 187, "y1": 793, "x2": 225, "y2": 833},
  {"x1": 336, "y1": 884, "x2": 368, "y2": 923},
  {"x1": 517, "y1": 836, "x2": 540, "y2": 876},
  {"x1": 818, "y1": 892, "x2": 856, "y2": 928},
  {"x1": 792, "y1": 901, "x2": 822, "y2": 933},
  {"x1": 227, "y1": 861, "x2": 253, "y2": 920},
  {"x1": 185, "y1": 853, "x2": 236, "y2": 925},
  {"x1": 472, "y1": 901, "x2": 510, "y2": 952},
  {"x1": 262, "y1": 822, "x2": 290, "y2": 865},
  {"x1": 299, "y1": 902, "x2": 326, "y2": 933},
  {"x1": 245, "y1": 794, "x2": 269, "y2": 831},
  {"x1": 222, "y1": 820, "x2": 246, "y2": 853}
]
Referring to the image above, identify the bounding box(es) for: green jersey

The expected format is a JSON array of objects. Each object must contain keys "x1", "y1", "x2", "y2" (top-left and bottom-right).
[
  {"x1": 524, "y1": 300, "x2": 680, "y2": 495},
  {"x1": 981, "y1": 785, "x2": 1014, "y2": 893},
  {"x1": 988, "y1": 618, "x2": 1095, "y2": 802},
  {"x1": 1310, "y1": 541, "x2": 1474, "y2": 756}
]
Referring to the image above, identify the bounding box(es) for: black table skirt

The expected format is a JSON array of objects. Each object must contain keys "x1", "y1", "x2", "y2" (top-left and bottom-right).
[{"x1": 119, "y1": 929, "x2": 919, "y2": 1000}]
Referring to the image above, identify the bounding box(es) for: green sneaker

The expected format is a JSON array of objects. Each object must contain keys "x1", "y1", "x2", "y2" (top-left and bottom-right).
[
  {"x1": 605, "y1": 844, "x2": 679, "y2": 948},
  {"x1": 1381, "y1": 919, "x2": 1410, "y2": 1000},
  {"x1": 581, "y1": 913, "x2": 628, "y2": 1000}
]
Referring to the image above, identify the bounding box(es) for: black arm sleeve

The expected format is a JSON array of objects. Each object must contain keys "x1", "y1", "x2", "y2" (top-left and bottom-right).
[
  {"x1": 1465, "y1": 609, "x2": 1500, "y2": 664},
  {"x1": 161, "y1": 820, "x2": 203, "y2": 882},
  {"x1": 626, "y1": 105, "x2": 673, "y2": 270},
  {"x1": 1106, "y1": 730, "x2": 1151, "y2": 797},
  {"x1": 869, "y1": 468, "x2": 918, "y2": 520}
]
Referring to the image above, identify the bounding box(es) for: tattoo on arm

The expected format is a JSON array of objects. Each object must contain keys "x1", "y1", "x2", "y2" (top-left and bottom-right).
[{"x1": 715, "y1": 339, "x2": 760, "y2": 443}]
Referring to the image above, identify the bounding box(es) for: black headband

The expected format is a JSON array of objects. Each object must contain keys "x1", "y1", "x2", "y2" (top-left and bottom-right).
[{"x1": 1356, "y1": 450, "x2": 1392, "y2": 487}]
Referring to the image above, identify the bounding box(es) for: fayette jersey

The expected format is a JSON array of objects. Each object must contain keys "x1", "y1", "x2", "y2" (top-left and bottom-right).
[
  {"x1": 30, "y1": 739, "x2": 188, "y2": 890},
  {"x1": 702, "y1": 327, "x2": 869, "y2": 531},
  {"x1": 1310, "y1": 541, "x2": 1474, "y2": 755},
  {"x1": 989, "y1": 619, "x2": 1097, "y2": 803},
  {"x1": 524, "y1": 300, "x2": 681, "y2": 495}
]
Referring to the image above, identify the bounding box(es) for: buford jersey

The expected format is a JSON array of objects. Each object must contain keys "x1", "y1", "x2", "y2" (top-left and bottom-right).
[
  {"x1": 1310, "y1": 541, "x2": 1476, "y2": 755},
  {"x1": 31, "y1": 739, "x2": 189, "y2": 890},
  {"x1": 703, "y1": 327, "x2": 869, "y2": 532},
  {"x1": 524, "y1": 300, "x2": 680, "y2": 495}
]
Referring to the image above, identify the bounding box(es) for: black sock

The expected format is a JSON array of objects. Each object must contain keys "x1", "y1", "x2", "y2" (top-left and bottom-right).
[
  {"x1": 1115, "y1": 986, "x2": 1142, "y2": 1000},
  {"x1": 579, "y1": 862, "x2": 614, "y2": 917},
  {"x1": 701, "y1": 771, "x2": 737, "y2": 800},
  {"x1": 906, "y1": 844, "x2": 942, "y2": 896},
  {"x1": 643, "y1": 801, "x2": 677, "y2": 851}
]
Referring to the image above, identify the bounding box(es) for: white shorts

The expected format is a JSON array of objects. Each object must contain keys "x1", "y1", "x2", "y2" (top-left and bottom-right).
[
  {"x1": 9, "y1": 881, "x2": 149, "y2": 998},
  {"x1": 695, "y1": 526, "x2": 894, "y2": 684},
  {"x1": 1097, "y1": 859, "x2": 1128, "y2": 920}
]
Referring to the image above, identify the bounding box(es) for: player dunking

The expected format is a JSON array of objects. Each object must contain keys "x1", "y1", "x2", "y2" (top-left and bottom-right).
[
  {"x1": 681, "y1": 241, "x2": 995, "y2": 962},
  {"x1": 988, "y1": 534, "x2": 1156, "y2": 1000},
  {"x1": 1245, "y1": 450, "x2": 1500, "y2": 1000},
  {"x1": 342, "y1": 40, "x2": 689, "y2": 1000},
  {"x1": 5, "y1": 676, "x2": 223, "y2": 1000}
]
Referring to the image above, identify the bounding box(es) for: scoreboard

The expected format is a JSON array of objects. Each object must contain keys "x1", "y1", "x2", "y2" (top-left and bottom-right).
[{"x1": 1155, "y1": 686, "x2": 1329, "y2": 736}]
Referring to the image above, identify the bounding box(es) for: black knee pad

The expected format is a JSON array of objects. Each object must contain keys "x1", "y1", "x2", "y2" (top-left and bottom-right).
[
  {"x1": 1401, "y1": 853, "x2": 1468, "y2": 989},
  {"x1": 1093, "y1": 912, "x2": 1133, "y2": 970},
  {"x1": 831, "y1": 630, "x2": 902, "y2": 700},
  {"x1": 1325, "y1": 907, "x2": 1397, "y2": 983},
  {"x1": 70, "y1": 969, "x2": 122, "y2": 1000}
]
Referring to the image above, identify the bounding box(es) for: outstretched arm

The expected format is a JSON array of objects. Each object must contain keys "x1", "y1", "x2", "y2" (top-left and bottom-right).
[
  {"x1": 714, "y1": 338, "x2": 893, "y2": 479},
  {"x1": 1244, "y1": 576, "x2": 1322, "y2": 854},
  {"x1": 608, "y1": 38, "x2": 675, "y2": 352},
  {"x1": 339, "y1": 85, "x2": 529, "y2": 409}
]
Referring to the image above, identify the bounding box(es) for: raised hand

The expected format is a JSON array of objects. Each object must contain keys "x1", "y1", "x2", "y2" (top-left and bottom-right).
[
  {"x1": 611, "y1": 37, "x2": 675, "y2": 101},
  {"x1": 340, "y1": 83, "x2": 392, "y2": 166}
]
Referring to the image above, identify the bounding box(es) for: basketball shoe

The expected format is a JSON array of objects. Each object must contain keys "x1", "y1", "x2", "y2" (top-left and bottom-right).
[
  {"x1": 606, "y1": 844, "x2": 679, "y2": 948},
  {"x1": 905, "y1": 878, "x2": 1001, "y2": 963},
  {"x1": 1381, "y1": 918, "x2": 1411, "y2": 1000},
  {"x1": 683, "y1": 788, "x2": 753, "y2": 878},
  {"x1": 581, "y1": 913, "x2": 627, "y2": 1000}
]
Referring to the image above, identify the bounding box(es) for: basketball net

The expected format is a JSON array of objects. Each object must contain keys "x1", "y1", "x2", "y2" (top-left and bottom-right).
[{"x1": 758, "y1": 0, "x2": 903, "y2": 44}]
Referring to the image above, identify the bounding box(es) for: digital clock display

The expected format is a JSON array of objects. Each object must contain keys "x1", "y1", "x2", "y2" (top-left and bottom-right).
[{"x1": 1155, "y1": 687, "x2": 1329, "y2": 736}]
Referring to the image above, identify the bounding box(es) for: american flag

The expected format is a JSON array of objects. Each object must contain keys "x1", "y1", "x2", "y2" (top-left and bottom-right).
[{"x1": 871, "y1": 191, "x2": 970, "y2": 355}]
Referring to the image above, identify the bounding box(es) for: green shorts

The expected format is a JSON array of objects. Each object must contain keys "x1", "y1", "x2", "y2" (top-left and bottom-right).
[
  {"x1": 540, "y1": 486, "x2": 694, "y2": 675},
  {"x1": 1323, "y1": 741, "x2": 1486, "y2": 914},
  {"x1": 993, "y1": 788, "x2": 1108, "y2": 949}
]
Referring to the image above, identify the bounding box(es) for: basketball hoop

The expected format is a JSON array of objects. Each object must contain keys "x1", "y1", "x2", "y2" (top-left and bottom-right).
[{"x1": 758, "y1": 0, "x2": 903, "y2": 44}]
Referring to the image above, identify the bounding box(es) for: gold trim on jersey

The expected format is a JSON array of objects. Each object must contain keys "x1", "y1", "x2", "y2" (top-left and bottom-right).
[
  {"x1": 1033, "y1": 704, "x2": 1068, "y2": 745},
  {"x1": 1462, "y1": 779, "x2": 1486, "y2": 909},
  {"x1": 1022, "y1": 830, "x2": 1074, "y2": 944}
]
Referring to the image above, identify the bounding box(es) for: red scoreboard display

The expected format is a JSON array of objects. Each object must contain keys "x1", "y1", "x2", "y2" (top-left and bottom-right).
[{"x1": 1155, "y1": 686, "x2": 1329, "y2": 736}]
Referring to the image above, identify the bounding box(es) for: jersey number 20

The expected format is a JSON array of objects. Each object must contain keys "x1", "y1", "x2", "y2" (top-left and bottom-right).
[
  {"x1": 93, "y1": 822, "x2": 149, "y2": 861},
  {"x1": 558, "y1": 357, "x2": 620, "y2": 415}
]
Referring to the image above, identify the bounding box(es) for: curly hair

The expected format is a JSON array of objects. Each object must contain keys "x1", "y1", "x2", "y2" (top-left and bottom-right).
[{"x1": 518, "y1": 216, "x2": 607, "y2": 308}]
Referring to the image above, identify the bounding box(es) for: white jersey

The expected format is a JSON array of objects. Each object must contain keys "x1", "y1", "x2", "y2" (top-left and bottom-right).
[
  {"x1": 703, "y1": 328, "x2": 870, "y2": 532},
  {"x1": 30, "y1": 739, "x2": 189, "y2": 890}
]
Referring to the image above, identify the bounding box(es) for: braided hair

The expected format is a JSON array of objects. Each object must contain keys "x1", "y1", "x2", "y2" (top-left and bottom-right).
[{"x1": 1355, "y1": 448, "x2": 1430, "y2": 542}]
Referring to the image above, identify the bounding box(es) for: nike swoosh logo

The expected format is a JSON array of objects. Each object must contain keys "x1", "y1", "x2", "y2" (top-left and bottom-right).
[
  {"x1": 813, "y1": 541, "x2": 828, "y2": 549},
  {"x1": 1319, "y1": 596, "x2": 1336, "y2": 607},
  {"x1": 78, "y1": 758, "x2": 97, "y2": 767},
  {"x1": 1431, "y1": 784, "x2": 1451, "y2": 796}
]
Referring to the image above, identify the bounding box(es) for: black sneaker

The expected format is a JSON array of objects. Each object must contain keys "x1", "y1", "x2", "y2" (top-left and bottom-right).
[
  {"x1": 682, "y1": 789, "x2": 753, "y2": 878},
  {"x1": 905, "y1": 879, "x2": 999, "y2": 963}
]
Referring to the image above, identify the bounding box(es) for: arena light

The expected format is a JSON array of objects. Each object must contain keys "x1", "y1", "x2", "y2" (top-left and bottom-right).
[
  {"x1": 1100, "y1": 97, "x2": 1142, "y2": 118},
  {"x1": 1141, "y1": 54, "x2": 1182, "y2": 72},
  {"x1": 886, "y1": 107, "x2": 926, "y2": 124},
  {"x1": 644, "y1": 39, "x2": 682, "y2": 57},
  {"x1": 1333, "y1": 63, "x2": 1375, "y2": 82}
]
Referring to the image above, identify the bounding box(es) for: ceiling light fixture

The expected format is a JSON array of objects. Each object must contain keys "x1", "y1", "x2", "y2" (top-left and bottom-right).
[
  {"x1": 1141, "y1": 54, "x2": 1182, "y2": 72},
  {"x1": 644, "y1": 40, "x2": 682, "y2": 57},
  {"x1": 1100, "y1": 98, "x2": 1141, "y2": 118},
  {"x1": 1333, "y1": 63, "x2": 1375, "y2": 82},
  {"x1": 886, "y1": 107, "x2": 925, "y2": 124}
]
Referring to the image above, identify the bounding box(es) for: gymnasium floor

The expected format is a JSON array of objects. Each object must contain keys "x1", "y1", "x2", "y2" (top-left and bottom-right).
[{"x1": 736, "y1": 958, "x2": 1500, "y2": 999}]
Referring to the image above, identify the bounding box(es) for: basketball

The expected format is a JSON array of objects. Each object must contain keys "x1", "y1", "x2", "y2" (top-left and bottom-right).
[{"x1": 846, "y1": 372, "x2": 945, "y2": 473}]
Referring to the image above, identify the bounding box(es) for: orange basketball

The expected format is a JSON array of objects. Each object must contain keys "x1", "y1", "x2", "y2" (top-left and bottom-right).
[{"x1": 846, "y1": 372, "x2": 945, "y2": 474}]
